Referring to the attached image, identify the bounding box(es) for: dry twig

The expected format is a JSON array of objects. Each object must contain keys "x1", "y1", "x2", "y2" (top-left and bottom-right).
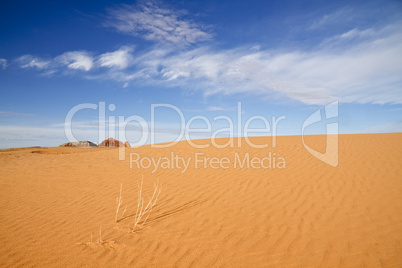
[
  {"x1": 115, "y1": 183, "x2": 125, "y2": 223},
  {"x1": 77, "y1": 226, "x2": 115, "y2": 245},
  {"x1": 132, "y1": 176, "x2": 162, "y2": 232}
]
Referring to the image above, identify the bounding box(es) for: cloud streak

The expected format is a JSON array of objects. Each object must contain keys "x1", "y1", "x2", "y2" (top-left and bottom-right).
[
  {"x1": 311, "y1": 7, "x2": 354, "y2": 29},
  {"x1": 16, "y1": 55, "x2": 50, "y2": 69},
  {"x1": 100, "y1": 23, "x2": 402, "y2": 105},
  {"x1": 98, "y1": 46, "x2": 134, "y2": 69},
  {"x1": 104, "y1": 1, "x2": 212, "y2": 47},
  {"x1": 0, "y1": 111, "x2": 35, "y2": 117},
  {"x1": 8, "y1": 5, "x2": 402, "y2": 106},
  {"x1": 0, "y1": 58, "x2": 7, "y2": 69},
  {"x1": 56, "y1": 51, "x2": 94, "y2": 71}
]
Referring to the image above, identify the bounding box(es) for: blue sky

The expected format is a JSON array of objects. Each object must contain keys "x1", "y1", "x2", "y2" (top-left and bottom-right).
[{"x1": 0, "y1": 0, "x2": 401, "y2": 148}]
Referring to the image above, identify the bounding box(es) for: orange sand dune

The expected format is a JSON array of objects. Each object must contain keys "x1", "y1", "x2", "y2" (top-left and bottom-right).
[{"x1": 0, "y1": 133, "x2": 401, "y2": 267}]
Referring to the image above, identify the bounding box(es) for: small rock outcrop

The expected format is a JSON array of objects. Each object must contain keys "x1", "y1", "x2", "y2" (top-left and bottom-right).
[
  {"x1": 59, "y1": 141, "x2": 97, "y2": 147},
  {"x1": 124, "y1": 141, "x2": 131, "y2": 148},
  {"x1": 98, "y1": 137, "x2": 130, "y2": 147}
]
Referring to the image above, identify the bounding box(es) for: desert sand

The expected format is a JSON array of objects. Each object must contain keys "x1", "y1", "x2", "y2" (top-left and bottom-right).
[{"x1": 0, "y1": 133, "x2": 401, "y2": 267}]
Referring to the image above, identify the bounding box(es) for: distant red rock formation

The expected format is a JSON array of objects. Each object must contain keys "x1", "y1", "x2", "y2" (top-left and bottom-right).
[
  {"x1": 124, "y1": 141, "x2": 131, "y2": 148},
  {"x1": 98, "y1": 137, "x2": 130, "y2": 147},
  {"x1": 59, "y1": 141, "x2": 97, "y2": 147}
]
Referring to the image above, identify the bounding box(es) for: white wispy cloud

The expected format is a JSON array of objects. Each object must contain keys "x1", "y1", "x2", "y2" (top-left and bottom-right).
[
  {"x1": 16, "y1": 55, "x2": 51, "y2": 69},
  {"x1": 8, "y1": 5, "x2": 402, "y2": 106},
  {"x1": 0, "y1": 111, "x2": 35, "y2": 117},
  {"x1": 0, "y1": 122, "x2": 206, "y2": 148},
  {"x1": 56, "y1": 51, "x2": 94, "y2": 71},
  {"x1": 105, "y1": 1, "x2": 212, "y2": 47},
  {"x1": 10, "y1": 22, "x2": 402, "y2": 105},
  {"x1": 98, "y1": 46, "x2": 134, "y2": 69},
  {"x1": 364, "y1": 120, "x2": 402, "y2": 133},
  {"x1": 0, "y1": 125, "x2": 94, "y2": 148},
  {"x1": 339, "y1": 28, "x2": 374, "y2": 39},
  {"x1": 13, "y1": 48, "x2": 130, "y2": 73},
  {"x1": 0, "y1": 58, "x2": 7, "y2": 69},
  {"x1": 311, "y1": 7, "x2": 354, "y2": 29},
  {"x1": 100, "y1": 23, "x2": 402, "y2": 105},
  {"x1": 320, "y1": 27, "x2": 381, "y2": 47}
]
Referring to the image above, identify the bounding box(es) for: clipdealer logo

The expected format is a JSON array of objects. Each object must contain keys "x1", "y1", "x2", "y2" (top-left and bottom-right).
[
  {"x1": 63, "y1": 101, "x2": 339, "y2": 171},
  {"x1": 302, "y1": 101, "x2": 339, "y2": 167}
]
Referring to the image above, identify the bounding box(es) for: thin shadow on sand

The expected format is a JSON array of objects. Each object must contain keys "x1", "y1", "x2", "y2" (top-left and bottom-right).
[
  {"x1": 117, "y1": 199, "x2": 205, "y2": 226},
  {"x1": 146, "y1": 199, "x2": 205, "y2": 225}
]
